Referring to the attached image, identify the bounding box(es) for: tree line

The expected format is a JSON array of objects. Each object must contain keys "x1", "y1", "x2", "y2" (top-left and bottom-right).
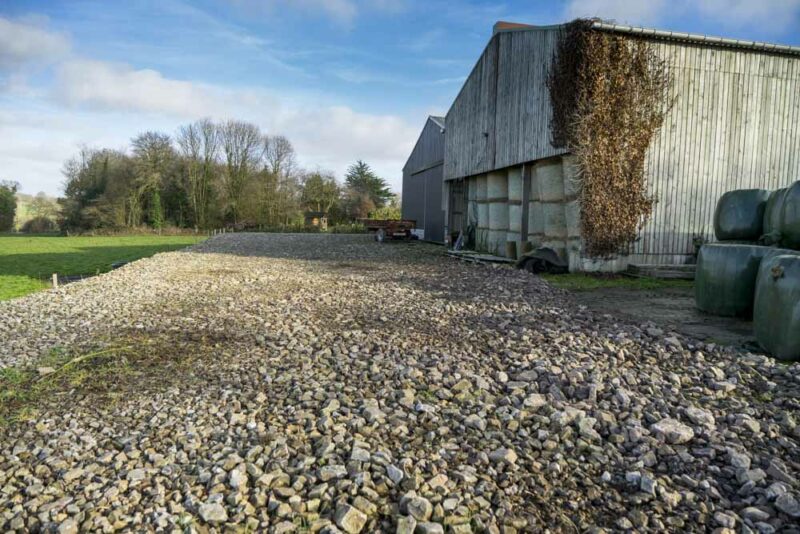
[{"x1": 52, "y1": 118, "x2": 397, "y2": 233}]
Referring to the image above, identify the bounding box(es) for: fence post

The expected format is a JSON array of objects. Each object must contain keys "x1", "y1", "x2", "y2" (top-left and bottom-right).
[{"x1": 52, "y1": 273, "x2": 58, "y2": 289}]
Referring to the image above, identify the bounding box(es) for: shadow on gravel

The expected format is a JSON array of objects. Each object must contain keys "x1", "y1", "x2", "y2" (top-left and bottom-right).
[
  {"x1": 569, "y1": 286, "x2": 756, "y2": 349},
  {"x1": 0, "y1": 330, "x2": 213, "y2": 426},
  {"x1": 183, "y1": 233, "x2": 441, "y2": 260}
]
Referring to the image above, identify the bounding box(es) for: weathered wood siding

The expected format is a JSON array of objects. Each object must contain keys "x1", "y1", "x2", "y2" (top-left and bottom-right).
[
  {"x1": 445, "y1": 25, "x2": 800, "y2": 262},
  {"x1": 402, "y1": 117, "x2": 446, "y2": 242},
  {"x1": 444, "y1": 27, "x2": 567, "y2": 181},
  {"x1": 635, "y1": 42, "x2": 800, "y2": 262}
]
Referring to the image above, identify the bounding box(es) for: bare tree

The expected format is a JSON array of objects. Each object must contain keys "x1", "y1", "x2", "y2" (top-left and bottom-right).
[
  {"x1": 220, "y1": 120, "x2": 262, "y2": 223},
  {"x1": 131, "y1": 131, "x2": 173, "y2": 191},
  {"x1": 259, "y1": 135, "x2": 300, "y2": 225},
  {"x1": 263, "y1": 135, "x2": 296, "y2": 179},
  {"x1": 177, "y1": 119, "x2": 218, "y2": 229},
  {"x1": 131, "y1": 131, "x2": 174, "y2": 227}
]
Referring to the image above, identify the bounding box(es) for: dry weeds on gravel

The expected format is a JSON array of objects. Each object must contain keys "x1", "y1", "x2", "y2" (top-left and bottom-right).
[{"x1": 1, "y1": 233, "x2": 799, "y2": 533}]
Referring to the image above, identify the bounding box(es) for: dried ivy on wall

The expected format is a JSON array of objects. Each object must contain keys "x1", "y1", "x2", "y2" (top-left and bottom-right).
[{"x1": 548, "y1": 19, "x2": 672, "y2": 257}]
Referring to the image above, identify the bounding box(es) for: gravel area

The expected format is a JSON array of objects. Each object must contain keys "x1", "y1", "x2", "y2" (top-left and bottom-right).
[{"x1": 2, "y1": 233, "x2": 800, "y2": 533}]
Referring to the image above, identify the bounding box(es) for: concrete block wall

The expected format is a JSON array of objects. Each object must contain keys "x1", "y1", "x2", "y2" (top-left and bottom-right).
[{"x1": 460, "y1": 153, "x2": 630, "y2": 271}]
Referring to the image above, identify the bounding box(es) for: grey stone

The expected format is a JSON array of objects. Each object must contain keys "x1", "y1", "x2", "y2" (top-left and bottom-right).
[
  {"x1": 415, "y1": 522, "x2": 444, "y2": 534},
  {"x1": 320, "y1": 465, "x2": 348, "y2": 481},
  {"x1": 775, "y1": 493, "x2": 800, "y2": 518},
  {"x1": 650, "y1": 418, "x2": 694, "y2": 444},
  {"x1": 488, "y1": 447, "x2": 518, "y2": 465},
  {"x1": 334, "y1": 504, "x2": 368, "y2": 533},
  {"x1": 396, "y1": 515, "x2": 416, "y2": 534},
  {"x1": 199, "y1": 502, "x2": 228, "y2": 524},
  {"x1": 404, "y1": 496, "x2": 433, "y2": 522},
  {"x1": 685, "y1": 407, "x2": 715, "y2": 428}
]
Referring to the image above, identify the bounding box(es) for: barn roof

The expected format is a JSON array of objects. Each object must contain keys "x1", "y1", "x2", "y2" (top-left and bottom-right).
[
  {"x1": 491, "y1": 19, "x2": 800, "y2": 56},
  {"x1": 429, "y1": 116, "x2": 445, "y2": 130},
  {"x1": 402, "y1": 115, "x2": 446, "y2": 172}
]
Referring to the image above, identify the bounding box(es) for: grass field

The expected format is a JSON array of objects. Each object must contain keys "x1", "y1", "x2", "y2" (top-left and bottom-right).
[{"x1": 0, "y1": 235, "x2": 204, "y2": 301}]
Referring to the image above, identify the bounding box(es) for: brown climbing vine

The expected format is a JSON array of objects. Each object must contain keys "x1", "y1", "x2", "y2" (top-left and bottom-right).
[{"x1": 548, "y1": 19, "x2": 672, "y2": 257}]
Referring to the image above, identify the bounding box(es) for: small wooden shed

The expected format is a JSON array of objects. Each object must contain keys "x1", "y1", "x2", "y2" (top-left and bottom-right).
[{"x1": 304, "y1": 211, "x2": 328, "y2": 231}]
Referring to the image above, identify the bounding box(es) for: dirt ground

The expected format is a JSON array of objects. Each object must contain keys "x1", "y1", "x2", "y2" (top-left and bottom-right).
[{"x1": 569, "y1": 285, "x2": 757, "y2": 350}]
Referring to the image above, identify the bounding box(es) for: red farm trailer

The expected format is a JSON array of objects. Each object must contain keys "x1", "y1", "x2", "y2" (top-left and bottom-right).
[{"x1": 359, "y1": 219, "x2": 417, "y2": 242}]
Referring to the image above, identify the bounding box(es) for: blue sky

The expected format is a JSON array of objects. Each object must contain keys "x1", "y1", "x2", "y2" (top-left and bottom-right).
[{"x1": 2, "y1": 0, "x2": 799, "y2": 195}]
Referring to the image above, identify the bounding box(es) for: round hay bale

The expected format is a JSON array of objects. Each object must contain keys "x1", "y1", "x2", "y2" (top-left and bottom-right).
[
  {"x1": 761, "y1": 187, "x2": 787, "y2": 244},
  {"x1": 779, "y1": 181, "x2": 800, "y2": 250},
  {"x1": 713, "y1": 189, "x2": 770, "y2": 241},
  {"x1": 754, "y1": 254, "x2": 800, "y2": 361},
  {"x1": 695, "y1": 244, "x2": 797, "y2": 318}
]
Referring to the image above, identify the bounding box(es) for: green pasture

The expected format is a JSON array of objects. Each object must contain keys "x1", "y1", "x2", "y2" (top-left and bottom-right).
[{"x1": 0, "y1": 235, "x2": 204, "y2": 301}]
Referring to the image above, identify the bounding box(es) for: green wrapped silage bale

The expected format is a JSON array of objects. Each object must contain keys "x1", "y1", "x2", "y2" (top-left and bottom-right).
[
  {"x1": 754, "y1": 254, "x2": 800, "y2": 361},
  {"x1": 713, "y1": 189, "x2": 770, "y2": 241},
  {"x1": 780, "y1": 181, "x2": 800, "y2": 250},
  {"x1": 760, "y1": 187, "x2": 787, "y2": 246},
  {"x1": 695, "y1": 244, "x2": 797, "y2": 318}
]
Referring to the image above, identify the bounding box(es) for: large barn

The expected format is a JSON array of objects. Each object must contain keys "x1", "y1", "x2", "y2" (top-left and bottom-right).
[{"x1": 402, "y1": 20, "x2": 800, "y2": 271}]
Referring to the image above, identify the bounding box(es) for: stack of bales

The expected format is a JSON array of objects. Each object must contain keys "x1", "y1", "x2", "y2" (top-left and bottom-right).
[
  {"x1": 527, "y1": 166, "x2": 544, "y2": 249},
  {"x1": 527, "y1": 159, "x2": 570, "y2": 258},
  {"x1": 487, "y1": 171, "x2": 509, "y2": 256},
  {"x1": 538, "y1": 160, "x2": 568, "y2": 254},
  {"x1": 507, "y1": 167, "x2": 523, "y2": 257},
  {"x1": 563, "y1": 156, "x2": 583, "y2": 267},
  {"x1": 695, "y1": 181, "x2": 800, "y2": 360},
  {"x1": 476, "y1": 175, "x2": 489, "y2": 252}
]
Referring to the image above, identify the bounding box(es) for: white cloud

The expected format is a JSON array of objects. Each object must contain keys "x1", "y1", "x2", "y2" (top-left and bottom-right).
[
  {"x1": 0, "y1": 16, "x2": 71, "y2": 69},
  {"x1": 230, "y1": 0, "x2": 359, "y2": 26},
  {"x1": 564, "y1": 0, "x2": 800, "y2": 33},
  {"x1": 0, "y1": 8, "x2": 420, "y2": 195},
  {"x1": 226, "y1": 0, "x2": 406, "y2": 27},
  {"x1": 404, "y1": 28, "x2": 446, "y2": 53},
  {"x1": 694, "y1": 0, "x2": 800, "y2": 33},
  {"x1": 565, "y1": 0, "x2": 668, "y2": 25},
  {"x1": 12, "y1": 54, "x2": 417, "y2": 194},
  {"x1": 55, "y1": 59, "x2": 220, "y2": 116}
]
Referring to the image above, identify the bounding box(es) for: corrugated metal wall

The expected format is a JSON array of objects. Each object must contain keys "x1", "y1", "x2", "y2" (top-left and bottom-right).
[
  {"x1": 444, "y1": 26, "x2": 800, "y2": 263},
  {"x1": 635, "y1": 42, "x2": 800, "y2": 263},
  {"x1": 403, "y1": 118, "x2": 445, "y2": 176},
  {"x1": 402, "y1": 117, "x2": 446, "y2": 242}
]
